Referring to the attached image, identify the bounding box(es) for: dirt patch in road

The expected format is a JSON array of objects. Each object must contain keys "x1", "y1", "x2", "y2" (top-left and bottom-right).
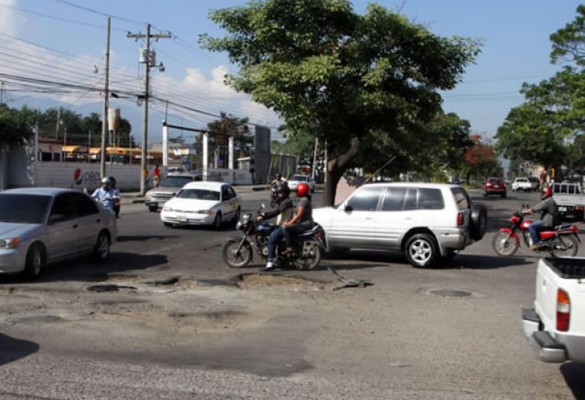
[{"x1": 236, "y1": 273, "x2": 328, "y2": 291}]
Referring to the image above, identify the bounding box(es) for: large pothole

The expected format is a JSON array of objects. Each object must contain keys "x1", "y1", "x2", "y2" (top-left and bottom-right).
[{"x1": 236, "y1": 273, "x2": 327, "y2": 291}]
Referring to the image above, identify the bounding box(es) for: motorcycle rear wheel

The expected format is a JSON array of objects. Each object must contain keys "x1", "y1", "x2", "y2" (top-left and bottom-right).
[
  {"x1": 223, "y1": 240, "x2": 253, "y2": 268},
  {"x1": 294, "y1": 240, "x2": 322, "y2": 270},
  {"x1": 550, "y1": 235, "x2": 579, "y2": 258},
  {"x1": 492, "y1": 231, "x2": 520, "y2": 256}
]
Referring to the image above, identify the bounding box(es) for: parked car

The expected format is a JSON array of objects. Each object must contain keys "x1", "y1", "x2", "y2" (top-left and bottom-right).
[
  {"x1": 483, "y1": 177, "x2": 507, "y2": 198},
  {"x1": 0, "y1": 188, "x2": 117, "y2": 279},
  {"x1": 287, "y1": 174, "x2": 316, "y2": 192},
  {"x1": 528, "y1": 177, "x2": 540, "y2": 191},
  {"x1": 160, "y1": 182, "x2": 241, "y2": 229},
  {"x1": 512, "y1": 177, "x2": 533, "y2": 192},
  {"x1": 312, "y1": 183, "x2": 487, "y2": 268},
  {"x1": 145, "y1": 172, "x2": 203, "y2": 212}
]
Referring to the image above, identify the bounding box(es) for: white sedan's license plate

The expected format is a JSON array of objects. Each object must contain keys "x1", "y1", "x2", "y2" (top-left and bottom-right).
[
  {"x1": 559, "y1": 207, "x2": 567, "y2": 212},
  {"x1": 177, "y1": 215, "x2": 188, "y2": 222}
]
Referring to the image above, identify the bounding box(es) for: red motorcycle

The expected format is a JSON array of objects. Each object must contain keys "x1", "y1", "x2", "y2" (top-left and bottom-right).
[{"x1": 492, "y1": 211, "x2": 580, "y2": 257}]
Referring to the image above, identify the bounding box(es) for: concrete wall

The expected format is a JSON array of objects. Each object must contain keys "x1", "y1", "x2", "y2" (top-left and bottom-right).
[{"x1": 5, "y1": 161, "x2": 253, "y2": 192}]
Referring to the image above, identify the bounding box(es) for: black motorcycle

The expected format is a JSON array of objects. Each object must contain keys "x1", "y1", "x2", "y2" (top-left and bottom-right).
[{"x1": 222, "y1": 211, "x2": 326, "y2": 270}]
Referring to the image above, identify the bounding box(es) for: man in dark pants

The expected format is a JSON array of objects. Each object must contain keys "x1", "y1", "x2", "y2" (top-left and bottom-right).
[
  {"x1": 523, "y1": 186, "x2": 558, "y2": 250},
  {"x1": 257, "y1": 183, "x2": 294, "y2": 271}
]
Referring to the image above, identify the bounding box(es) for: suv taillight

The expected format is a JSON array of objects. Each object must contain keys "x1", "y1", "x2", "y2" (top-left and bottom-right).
[
  {"x1": 557, "y1": 289, "x2": 570, "y2": 332},
  {"x1": 457, "y1": 212, "x2": 464, "y2": 226}
]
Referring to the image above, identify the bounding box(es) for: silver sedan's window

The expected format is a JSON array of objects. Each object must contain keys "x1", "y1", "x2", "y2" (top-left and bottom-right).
[{"x1": 0, "y1": 194, "x2": 51, "y2": 224}]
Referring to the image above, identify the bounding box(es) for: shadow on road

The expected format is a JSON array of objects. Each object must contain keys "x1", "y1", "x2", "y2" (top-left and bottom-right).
[
  {"x1": 561, "y1": 362, "x2": 585, "y2": 399},
  {"x1": 0, "y1": 333, "x2": 39, "y2": 366},
  {"x1": 117, "y1": 234, "x2": 179, "y2": 242},
  {"x1": 323, "y1": 250, "x2": 532, "y2": 270},
  {"x1": 0, "y1": 252, "x2": 169, "y2": 284}
]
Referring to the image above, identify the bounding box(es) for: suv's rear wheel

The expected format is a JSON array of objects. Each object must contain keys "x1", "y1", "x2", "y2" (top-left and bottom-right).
[{"x1": 404, "y1": 233, "x2": 439, "y2": 268}]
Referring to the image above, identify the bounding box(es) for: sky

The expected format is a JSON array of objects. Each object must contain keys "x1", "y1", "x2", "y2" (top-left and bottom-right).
[{"x1": 0, "y1": 0, "x2": 583, "y2": 146}]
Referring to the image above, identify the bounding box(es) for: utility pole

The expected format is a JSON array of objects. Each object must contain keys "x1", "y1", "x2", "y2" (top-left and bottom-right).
[
  {"x1": 127, "y1": 24, "x2": 171, "y2": 195},
  {"x1": 100, "y1": 17, "x2": 111, "y2": 179}
]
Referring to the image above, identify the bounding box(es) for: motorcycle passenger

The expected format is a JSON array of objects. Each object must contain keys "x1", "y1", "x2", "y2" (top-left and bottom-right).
[
  {"x1": 91, "y1": 177, "x2": 119, "y2": 213},
  {"x1": 259, "y1": 183, "x2": 294, "y2": 271},
  {"x1": 282, "y1": 182, "x2": 314, "y2": 255},
  {"x1": 522, "y1": 186, "x2": 559, "y2": 250}
]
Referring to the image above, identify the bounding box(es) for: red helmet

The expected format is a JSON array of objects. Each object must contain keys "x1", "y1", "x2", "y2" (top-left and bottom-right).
[
  {"x1": 541, "y1": 186, "x2": 553, "y2": 200},
  {"x1": 296, "y1": 183, "x2": 310, "y2": 197}
]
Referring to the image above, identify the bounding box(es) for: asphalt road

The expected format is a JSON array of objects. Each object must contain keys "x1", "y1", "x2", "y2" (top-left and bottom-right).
[{"x1": 1, "y1": 188, "x2": 584, "y2": 399}]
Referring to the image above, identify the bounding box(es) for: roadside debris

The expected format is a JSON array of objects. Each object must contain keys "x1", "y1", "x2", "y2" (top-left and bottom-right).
[{"x1": 328, "y1": 267, "x2": 373, "y2": 290}]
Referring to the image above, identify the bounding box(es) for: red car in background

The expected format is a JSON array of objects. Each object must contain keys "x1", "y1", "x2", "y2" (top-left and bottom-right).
[{"x1": 484, "y1": 177, "x2": 507, "y2": 198}]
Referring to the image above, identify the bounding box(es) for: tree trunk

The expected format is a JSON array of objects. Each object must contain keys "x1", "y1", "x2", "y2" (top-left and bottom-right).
[{"x1": 323, "y1": 137, "x2": 361, "y2": 206}]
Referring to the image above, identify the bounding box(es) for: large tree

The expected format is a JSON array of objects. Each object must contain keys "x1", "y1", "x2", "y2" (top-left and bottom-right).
[
  {"x1": 496, "y1": 5, "x2": 585, "y2": 179},
  {"x1": 200, "y1": 0, "x2": 480, "y2": 205}
]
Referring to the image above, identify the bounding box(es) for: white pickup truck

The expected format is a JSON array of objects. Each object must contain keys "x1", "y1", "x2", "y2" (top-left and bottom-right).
[
  {"x1": 522, "y1": 257, "x2": 585, "y2": 363},
  {"x1": 511, "y1": 177, "x2": 536, "y2": 192},
  {"x1": 552, "y1": 182, "x2": 585, "y2": 221}
]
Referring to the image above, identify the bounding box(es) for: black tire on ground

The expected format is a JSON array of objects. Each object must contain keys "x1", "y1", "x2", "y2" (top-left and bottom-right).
[
  {"x1": 404, "y1": 233, "x2": 439, "y2": 268},
  {"x1": 93, "y1": 231, "x2": 111, "y2": 260},
  {"x1": 232, "y1": 208, "x2": 241, "y2": 225},
  {"x1": 163, "y1": 222, "x2": 173, "y2": 228},
  {"x1": 502, "y1": 192, "x2": 507, "y2": 198},
  {"x1": 213, "y1": 212, "x2": 222, "y2": 230},
  {"x1": 222, "y1": 240, "x2": 253, "y2": 268},
  {"x1": 470, "y1": 204, "x2": 488, "y2": 240},
  {"x1": 24, "y1": 243, "x2": 46, "y2": 279},
  {"x1": 148, "y1": 205, "x2": 158, "y2": 212}
]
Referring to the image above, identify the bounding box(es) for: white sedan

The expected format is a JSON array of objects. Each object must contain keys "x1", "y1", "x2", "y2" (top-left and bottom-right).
[
  {"x1": 287, "y1": 174, "x2": 316, "y2": 193},
  {"x1": 160, "y1": 182, "x2": 241, "y2": 229}
]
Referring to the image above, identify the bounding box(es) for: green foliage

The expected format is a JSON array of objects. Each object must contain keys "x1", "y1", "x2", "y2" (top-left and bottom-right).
[
  {"x1": 200, "y1": 0, "x2": 481, "y2": 203},
  {"x1": 498, "y1": 5, "x2": 585, "y2": 179},
  {"x1": 0, "y1": 105, "x2": 35, "y2": 149},
  {"x1": 550, "y1": 5, "x2": 585, "y2": 66}
]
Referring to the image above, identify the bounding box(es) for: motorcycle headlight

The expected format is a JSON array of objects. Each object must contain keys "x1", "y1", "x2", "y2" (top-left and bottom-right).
[
  {"x1": 0, "y1": 237, "x2": 21, "y2": 249},
  {"x1": 236, "y1": 221, "x2": 242, "y2": 230}
]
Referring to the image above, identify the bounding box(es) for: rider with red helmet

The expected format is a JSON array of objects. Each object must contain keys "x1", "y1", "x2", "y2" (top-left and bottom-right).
[
  {"x1": 522, "y1": 185, "x2": 559, "y2": 250},
  {"x1": 280, "y1": 182, "x2": 314, "y2": 256}
]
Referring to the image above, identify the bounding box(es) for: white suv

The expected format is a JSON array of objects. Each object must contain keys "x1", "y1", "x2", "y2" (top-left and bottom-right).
[{"x1": 313, "y1": 182, "x2": 487, "y2": 268}]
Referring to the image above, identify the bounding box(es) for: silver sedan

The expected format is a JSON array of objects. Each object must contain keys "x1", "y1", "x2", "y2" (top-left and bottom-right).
[{"x1": 0, "y1": 187, "x2": 117, "y2": 279}]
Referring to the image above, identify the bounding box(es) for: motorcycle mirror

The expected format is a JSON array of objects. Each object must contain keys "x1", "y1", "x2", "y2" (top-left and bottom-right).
[{"x1": 260, "y1": 203, "x2": 266, "y2": 209}]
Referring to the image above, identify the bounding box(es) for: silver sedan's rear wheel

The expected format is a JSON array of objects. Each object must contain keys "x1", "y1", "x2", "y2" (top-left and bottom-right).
[{"x1": 93, "y1": 231, "x2": 110, "y2": 260}]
